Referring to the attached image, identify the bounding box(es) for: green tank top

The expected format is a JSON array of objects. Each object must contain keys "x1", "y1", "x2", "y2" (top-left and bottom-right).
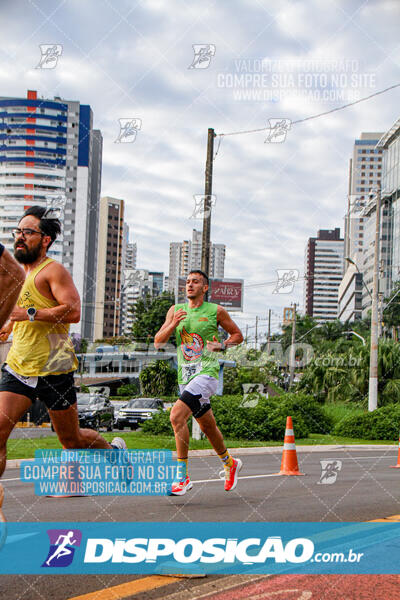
[{"x1": 175, "y1": 302, "x2": 220, "y2": 384}]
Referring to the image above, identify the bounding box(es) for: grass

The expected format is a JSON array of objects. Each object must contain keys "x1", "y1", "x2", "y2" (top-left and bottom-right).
[
  {"x1": 7, "y1": 430, "x2": 397, "y2": 460},
  {"x1": 322, "y1": 401, "x2": 365, "y2": 424},
  {"x1": 7, "y1": 399, "x2": 395, "y2": 460}
]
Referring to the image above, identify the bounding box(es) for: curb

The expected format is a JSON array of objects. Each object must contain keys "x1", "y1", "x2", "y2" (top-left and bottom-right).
[{"x1": 6, "y1": 444, "x2": 397, "y2": 470}]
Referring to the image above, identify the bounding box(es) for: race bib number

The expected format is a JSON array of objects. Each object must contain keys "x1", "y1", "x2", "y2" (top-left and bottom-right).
[
  {"x1": 5, "y1": 364, "x2": 38, "y2": 388},
  {"x1": 181, "y1": 361, "x2": 202, "y2": 383}
]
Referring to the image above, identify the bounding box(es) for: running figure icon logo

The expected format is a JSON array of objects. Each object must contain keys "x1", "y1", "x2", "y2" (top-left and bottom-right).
[
  {"x1": 188, "y1": 44, "x2": 216, "y2": 69},
  {"x1": 42, "y1": 529, "x2": 82, "y2": 567},
  {"x1": 114, "y1": 118, "x2": 142, "y2": 143},
  {"x1": 264, "y1": 118, "x2": 291, "y2": 143},
  {"x1": 36, "y1": 45, "x2": 63, "y2": 69},
  {"x1": 273, "y1": 269, "x2": 299, "y2": 294},
  {"x1": 317, "y1": 460, "x2": 343, "y2": 484}
]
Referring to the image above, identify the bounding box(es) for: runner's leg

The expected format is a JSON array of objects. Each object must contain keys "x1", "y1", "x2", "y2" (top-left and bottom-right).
[
  {"x1": 196, "y1": 407, "x2": 241, "y2": 491},
  {"x1": 195, "y1": 408, "x2": 226, "y2": 455},
  {"x1": 0, "y1": 391, "x2": 32, "y2": 521},
  {"x1": 0, "y1": 391, "x2": 32, "y2": 478},
  {"x1": 170, "y1": 399, "x2": 192, "y2": 459},
  {"x1": 49, "y1": 403, "x2": 112, "y2": 449}
]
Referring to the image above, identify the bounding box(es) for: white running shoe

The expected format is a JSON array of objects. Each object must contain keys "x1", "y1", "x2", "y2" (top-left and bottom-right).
[{"x1": 110, "y1": 437, "x2": 127, "y2": 450}]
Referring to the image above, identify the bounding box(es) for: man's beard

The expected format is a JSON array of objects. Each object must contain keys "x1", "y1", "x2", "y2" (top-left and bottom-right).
[{"x1": 14, "y1": 241, "x2": 42, "y2": 264}]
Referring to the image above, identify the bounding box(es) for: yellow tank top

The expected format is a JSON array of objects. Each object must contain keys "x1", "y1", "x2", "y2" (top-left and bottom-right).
[{"x1": 6, "y1": 257, "x2": 78, "y2": 377}]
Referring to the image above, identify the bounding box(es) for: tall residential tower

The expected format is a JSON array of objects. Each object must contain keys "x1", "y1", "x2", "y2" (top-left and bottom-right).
[{"x1": 0, "y1": 89, "x2": 102, "y2": 338}]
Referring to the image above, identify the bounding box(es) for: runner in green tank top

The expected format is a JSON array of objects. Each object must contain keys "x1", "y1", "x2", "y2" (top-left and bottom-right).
[
  {"x1": 174, "y1": 300, "x2": 220, "y2": 385},
  {"x1": 155, "y1": 270, "x2": 243, "y2": 496}
]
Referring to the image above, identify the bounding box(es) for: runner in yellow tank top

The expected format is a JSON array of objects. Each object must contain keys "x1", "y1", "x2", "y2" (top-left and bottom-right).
[
  {"x1": 0, "y1": 206, "x2": 126, "y2": 520},
  {"x1": 6, "y1": 256, "x2": 78, "y2": 377}
]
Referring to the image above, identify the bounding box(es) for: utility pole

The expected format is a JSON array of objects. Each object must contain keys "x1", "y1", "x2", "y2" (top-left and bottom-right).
[
  {"x1": 378, "y1": 292, "x2": 383, "y2": 338},
  {"x1": 289, "y1": 303, "x2": 297, "y2": 388},
  {"x1": 369, "y1": 184, "x2": 381, "y2": 412},
  {"x1": 267, "y1": 308, "x2": 271, "y2": 354},
  {"x1": 201, "y1": 128, "x2": 215, "y2": 294},
  {"x1": 254, "y1": 316, "x2": 258, "y2": 349},
  {"x1": 195, "y1": 136, "x2": 214, "y2": 442}
]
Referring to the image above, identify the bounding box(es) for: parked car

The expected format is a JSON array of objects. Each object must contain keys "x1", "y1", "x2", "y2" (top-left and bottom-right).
[
  {"x1": 77, "y1": 393, "x2": 114, "y2": 431},
  {"x1": 115, "y1": 397, "x2": 164, "y2": 430}
]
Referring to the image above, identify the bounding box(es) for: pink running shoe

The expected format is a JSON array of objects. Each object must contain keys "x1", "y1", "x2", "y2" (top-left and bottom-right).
[{"x1": 169, "y1": 476, "x2": 193, "y2": 496}]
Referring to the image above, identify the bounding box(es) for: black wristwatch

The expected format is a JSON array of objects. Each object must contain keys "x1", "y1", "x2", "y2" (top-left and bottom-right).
[{"x1": 27, "y1": 307, "x2": 37, "y2": 322}]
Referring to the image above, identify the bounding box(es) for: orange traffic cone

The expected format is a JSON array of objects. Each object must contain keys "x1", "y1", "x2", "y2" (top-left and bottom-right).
[
  {"x1": 390, "y1": 434, "x2": 400, "y2": 468},
  {"x1": 277, "y1": 416, "x2": 304, "y2": 476}
]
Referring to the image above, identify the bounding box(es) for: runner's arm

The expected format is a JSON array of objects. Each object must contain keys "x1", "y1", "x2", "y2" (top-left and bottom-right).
[
  {"x1": 154, "y1": 305, "x2": 187, "y2": 349},
  {"x1": 38, "y1": 263, "x2": 81, "y2": 323},
  {"x1": 0, "y1": 246, "x2": 25, "y2": 329},
  {"x1": 10, "y1": 263, "x2": 81, "y2": 324},
  {"x1": 216, "y1": 306, "x2": 243, "y2": 349}
]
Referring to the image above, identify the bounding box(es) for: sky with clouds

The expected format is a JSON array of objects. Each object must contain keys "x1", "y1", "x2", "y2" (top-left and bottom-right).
[{"x1": 1, "y1": 0, "x2": 399, "y2": 339}]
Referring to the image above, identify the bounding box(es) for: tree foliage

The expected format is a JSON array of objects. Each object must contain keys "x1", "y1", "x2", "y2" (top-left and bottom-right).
[
  {"x1": 139, "y1": 360, "x2": 178, "y2": 397},
  {"x1": 297, "y1": 339, "x2": 400, "y2": 405},
  {"x1": 383, "y1": 280, "x2": 400, "y2": 329},
  {"x1": 131, "y1": 292, "x2": 175, "y2": 345}
]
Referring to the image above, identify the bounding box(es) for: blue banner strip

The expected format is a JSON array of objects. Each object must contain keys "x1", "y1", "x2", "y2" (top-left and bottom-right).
[{"x1": 0, "y1": 522, "x2": 400, "y2": 574}]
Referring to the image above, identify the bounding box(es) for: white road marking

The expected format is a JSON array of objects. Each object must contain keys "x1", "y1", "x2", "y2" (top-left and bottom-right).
[{"x1": 2, "y1": 455, "x2": 394, "y2": 484}]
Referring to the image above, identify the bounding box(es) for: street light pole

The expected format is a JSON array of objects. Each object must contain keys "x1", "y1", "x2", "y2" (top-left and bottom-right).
[
  {"x1": 344, "y1": 257, "x2": 372, "y2": 299},
  {"x1": 343, "y1": 331, "x2": 366, "y2": 346},
  {"x1": 369, "y1": 184, "x2": 381, "y2": 412}
]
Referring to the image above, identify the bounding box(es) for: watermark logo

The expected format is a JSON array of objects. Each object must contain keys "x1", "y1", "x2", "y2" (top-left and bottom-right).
[
  {"x1": 188, "y1": 44, "x2": 216, "y2": 69},
  {"x1": 42, "y1": 529, "x2": 82, "y2": 567},
  {"x1": 190, "y1": 194, "x2": 216, "y2": 219},
  {"x1": 273, "y1": 269, "x2": 299, "y2": 294},
  {"x1": 36, "y1": 44, "x2": 63, "y2": 69},
  {"x1": 217, "y1": 59, "x2": 376, "y2": 104},
  {"x1": 44, "y1": 194, "x2": 66, "y2": 220},
  {"x1": 115, "y1": 118, "x2": 142, "y2": 143},
  {"x1": 317, "y1": 460, "x2": 342, "y2": 485},
  {"x1": 264, "y1": 119, "x2": 291, "y2": 143},
  {"x1": 241, "y1": 383, "x2": 268, "y2": 407}
]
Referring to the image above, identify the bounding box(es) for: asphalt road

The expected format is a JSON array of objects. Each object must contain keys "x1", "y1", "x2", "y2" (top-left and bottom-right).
[{"x1": 1, "y1": 447, "x2": 400, "y2": 599}]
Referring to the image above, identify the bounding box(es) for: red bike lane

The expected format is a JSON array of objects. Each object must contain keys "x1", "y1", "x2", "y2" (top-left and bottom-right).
[{"x1": 206, "y1": 575, "x2": 400, "y2": 599}]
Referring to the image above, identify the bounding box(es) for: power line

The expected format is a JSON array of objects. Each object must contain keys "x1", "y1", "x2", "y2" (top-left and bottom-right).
[{"x1": 217, "y1": 83, "x2": 400, "y2": 138}]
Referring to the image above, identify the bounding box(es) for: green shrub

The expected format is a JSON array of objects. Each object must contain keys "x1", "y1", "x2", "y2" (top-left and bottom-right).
[
  {"x1": 141, "y1": 408, "x2": 194, "y2": 436},
  {"x1": 141, "y1": 410, "x2": 174, "y2": 435},
  {"x1": 117, "y1": 382, "x2": 139, "y2": 397},
  {"x1": 142, "y1": 392, "x2": 328, "y2": 442},
  {"x1": 211, "y1": 394, "x2": 310, "y2": 441},
  {"x1": 278, "y1": 393, "x2": 333, "y2": 434},
  {"x1": 333, "y1": 404, "x2": 400, "y2": 440}
]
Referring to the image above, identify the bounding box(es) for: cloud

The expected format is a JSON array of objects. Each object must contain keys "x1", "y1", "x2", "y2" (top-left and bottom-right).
[{"x1": 0, "y1": 0, "x2": 399, "y2": 337}]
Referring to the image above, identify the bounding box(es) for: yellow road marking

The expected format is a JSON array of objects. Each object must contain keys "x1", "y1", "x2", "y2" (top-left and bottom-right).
[
  {"x1": 369, "y1": 514, "x2": 400, "y2": 522},
  {"x1": 68, "y1": 575, "x2": 181, "y2": 600}
]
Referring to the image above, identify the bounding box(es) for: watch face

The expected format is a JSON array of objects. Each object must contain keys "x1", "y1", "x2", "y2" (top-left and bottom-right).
[{"x1": 27, "y1": 307, "x2": 36, "y2": 316}]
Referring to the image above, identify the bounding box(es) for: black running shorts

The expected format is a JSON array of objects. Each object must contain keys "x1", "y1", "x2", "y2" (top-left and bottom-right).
[{"x1": 0, "y1": 364, "x2": 77, "y2": 411}]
